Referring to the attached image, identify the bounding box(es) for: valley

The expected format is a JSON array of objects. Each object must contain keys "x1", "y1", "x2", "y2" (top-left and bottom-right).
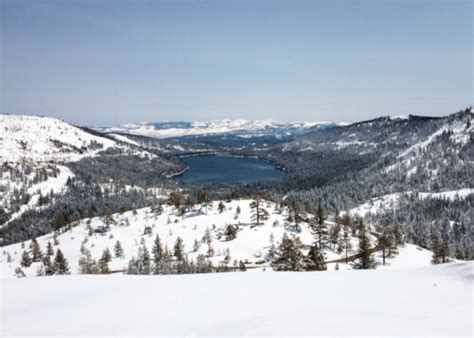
[{"x1": 0, "y1": 109, "x2": 472, "y2": 336}]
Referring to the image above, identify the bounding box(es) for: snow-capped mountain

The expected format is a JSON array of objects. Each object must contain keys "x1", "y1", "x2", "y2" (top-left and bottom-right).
[
  {"x1": 94, "y1": 119, "x2": 345, "y2": 143},
  {"x1": 0, "y1": 114, "x2": 125, "y2": 162}
]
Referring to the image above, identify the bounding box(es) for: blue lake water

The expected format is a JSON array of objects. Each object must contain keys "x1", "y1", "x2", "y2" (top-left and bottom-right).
[{"x1": 175, "y1": 155, "x2": 284, "y2": 184}]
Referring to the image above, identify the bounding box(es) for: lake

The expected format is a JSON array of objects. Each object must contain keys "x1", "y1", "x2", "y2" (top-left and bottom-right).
[{"x1": 175, "y1": 155, "x2": 284, "y2": 184}]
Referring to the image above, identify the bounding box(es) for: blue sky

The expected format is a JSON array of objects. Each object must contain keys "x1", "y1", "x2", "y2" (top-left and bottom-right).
[{"x1": 1, "y1": 0, "x2": 472, "y2": 125}]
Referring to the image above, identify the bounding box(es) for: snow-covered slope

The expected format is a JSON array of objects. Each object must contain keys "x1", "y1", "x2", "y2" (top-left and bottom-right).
[
  {"x1": 2, "y1": 261, "x2": 471, "y2": 336},
  {"x1": 347, "y1": 188, "x2": 474, "y2": 217},
  {"x1": 94, "y1": 119, "x2": 344, "y2": 141},
  {"x1": 1, "y1": 199, "x2": 434, "y2": 279},
  {"x1": 0, "y1": 114, "x2": 118, "y2": 162}
]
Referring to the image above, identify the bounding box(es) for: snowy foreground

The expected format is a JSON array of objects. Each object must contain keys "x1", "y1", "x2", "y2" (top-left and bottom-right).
[{"x1": 2, "y1": 261, "x2": 472, "y2": 336}]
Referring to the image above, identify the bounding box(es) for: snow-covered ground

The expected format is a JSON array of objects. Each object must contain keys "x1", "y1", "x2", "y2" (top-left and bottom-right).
[
  {"x1": 0, "y1": 199, "x2": 435, "y2": 278},
  {"x1": 399, "y1": 119, "x2": 472, "y2": 159},
  {"x1": 1, "y1": 262, "x2": 472, "y2": 336},
  {"x1": 347, "y1": 188, "x2": 474, "y2": 217},
  {"x1": 0, "y1": 165, "x2": 74, "y2": 227},
  {"x1": 0, "y1": 114, "x2": 118, "y2": 162}
]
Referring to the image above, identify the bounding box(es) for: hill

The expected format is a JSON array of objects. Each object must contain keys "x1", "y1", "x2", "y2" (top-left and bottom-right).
[{"x1": 1, "y1": 198, "x2": 433, "y2": 279}]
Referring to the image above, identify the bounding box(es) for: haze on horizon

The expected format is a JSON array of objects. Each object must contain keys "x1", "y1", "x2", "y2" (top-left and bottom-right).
[{"x1": 1, "y1": 0, "x2": 472, "y2": 126}]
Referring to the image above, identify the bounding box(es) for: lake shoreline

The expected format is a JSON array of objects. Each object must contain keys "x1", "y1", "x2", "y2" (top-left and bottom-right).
[
  {"x1": 176, "y1": 151, "x2": 287, "y2": 173},
  {"x1": 172, "y1": 153, "x2": 286, "y2": 184}
]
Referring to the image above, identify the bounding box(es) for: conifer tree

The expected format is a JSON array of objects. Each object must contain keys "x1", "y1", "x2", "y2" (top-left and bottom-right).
[
  {"x1": 378, "y1": 228, "x2": 395, "y2": 265},
  {"x1": 207, "y1": 242, "x2": 215, "y2": 257},
  {"x1": 202, "y1": 227, "x2": 212, "y2": 244},
  {"x1": 288, "y1": 199, "x2": 303, "y2": 231},
  {"x1": 79, "y1": 249, "x2": 99, "y2": 274},
  {"x1": 152, "y1": 234, "x2": 163, "y2": 264},
  {"x1": 272, "y1": 233, "x2": 304, "y2": 271},
  {"x1": 225, "y1": 224, "x2": 239, "y2": 241},
  {"x1": 306, "y1": 245, "x2": 327, "y2": 271},
  {"x1": 31, "y1": 237, "x2": 43, "y2": 262},
  {"x1": 174, "y1": 236, "x2": 185, "y2": 261},
  {"x1": 250, "y1": 192, "x2": 269, "y2": 226},
  {"x1": 328, "y1": 224, "x2": 341, "y2": 251},
  {"x1": 431, "y1": 230, "x2": 450, "y2": 264},
  {"x1": 354, "y1": 226, "x2": 374, "y2": 269},
  {"x1": 185, "y1": 196, "x2": 195, "y2": 211},
  {"x1": 310, "y1": 202, "x2": 328, "y2": 250},
  {"x1": 42, "y1": 255, "x2": 55, "y2": 275},
  {"x1": 193, "y1": 239, "x2": 200, "y2": 252},
  {"x1": 392, "y1": 224, "x2": 405, "y2": 246},
  {"x1": 102, "y1": 247, "x2": 112, "y2": 263},
  {"x1": 53, "y1": 249, "x2": 70, "y2": 275},
  {"x1": 114, "y1": 240, "x2": 124, "y2": 258},
  {"x1": 218, "y1": 201, "x2": 226, "y2": 213},
  {"x1": 197, "y1": 189, "x2": 211, "y2": 214},
  {"x1": 341, "y1": 224, "x2": 352, "y2": 263},
  {"x1": 267, "y1": 233, "x2": 277, "y2": 260},
  {"x1": 455, "y1": 242, "x2": 465, "y2": 260},
  {"x1": 168, "y1": 191, "x2": 183, "y2": 210},
  {"x1": 20, "y1": 250, "x2": 32, "y2": 268},
  {"x1": 99, "y1": 249, "x2": 110, "y2": 274},
  {"x1": 137, "y1": 245, "x2": 152, "y2": 274}
]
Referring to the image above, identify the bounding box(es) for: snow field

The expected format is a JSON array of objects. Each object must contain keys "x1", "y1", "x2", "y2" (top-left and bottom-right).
[{"x1": 1, "y1": 261, "x2": 472, "y2": 336}]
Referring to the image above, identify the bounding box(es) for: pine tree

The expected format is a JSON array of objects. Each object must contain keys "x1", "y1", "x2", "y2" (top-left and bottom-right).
[
  {"x1": 225, "y1": 224, "x2": 239, "y2": 241},
  {"x1": 250, "y1": 192, "x2": 269, "y2": 226},
  {"x1": 42, "y1": 255, "x2": 55, "y2": 275},
  {"x1": 272, "y1": 233, "x2": 304, "y2": 271},
  {"x1": 31, "y1": 237, "x2": 43, "y2": 262},
  {"x1": 79, "y1": 249, "x2": 100, "y2": 274},
  {"x1": 306, "y1": 245, "x2": 327, "y2": 271},
  {"x1": 193, "y1": 239, "x2": 200, "y2": 252},
  {"x1": 288, "y1": 199, "x2": 303, "y2": 231},
  {"x1": 137, "y1": 245, "x2": 152, "y2": 274},
  {"x1": 310, "y1": 202, "x2": 328, "y2": 250},
  {"x1": 20, "y1": 250, "x2": 32, "y2": 268},
  {"x1": 341, "y1": 224, "x2": 352, "y2": 263},
  {"x1": 53, "y1": 232, "x2": 59, "y2": 245},
  {"x1": 168, "y1": 191, "x2": 183, "y2": 210},
  {"x1": 202, "y1": 227, "x2": 212, "y2": 244},
  {"x1": 354, "y1": 226, "x2": 374, "y2": 269},
  {"x1": 218, "y1": 201, "x2": 226, "y2": 213},
  {"x1": 152, "y1": 234, "x2": 163, "y2": 264},
  {"x1": 174, "y1": 236, "x2": 185, "y2": 261},
  {"x1": 455, "y1": 241, "x2": 465, "y2": 260},
  {"x1": 235, "y1": 206, "x2": 241, "y2": 217},
  {"x1": 328, "y1": 224, "x2": 341, "y2": 251},
  {"x1": 153, "y1": 203, "x2": 164, "y2": 215},
  {"x1": 102, "y1": 247, "x2": 112, "y2": 263},
  {"x1": 207, "y1": 242, "x2": 214, "y2": 257},
  {"x1": 431, "y1": 230, "x2": 450, "y2": 264},
  {"x1": 99, "y1": 249, "x2": 110, "y2": 274},
  {"x1": 377, "y1": 228, "x2": 395, "y2": 265},
  {"x1": 197, "y1": 189, "x2": 211, "y2": 214},
  {"x1": 114, "y1": 240, "x2": 124, "y2": 258},
  {"x1": 127, "y1": 257, "x2": 139, "y2": 274},
  {"x1": 53, "y1": 249, "x2": 70, "y2": 275},
  {"x1": 267, "y1": 233, "x2": 277, "y2": 261},
  {"x1": 392, "y1": 224, "x2": 405, "y2": 246}
]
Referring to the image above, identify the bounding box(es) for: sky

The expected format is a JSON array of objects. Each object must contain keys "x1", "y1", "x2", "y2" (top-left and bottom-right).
[{"x1": 1, "y1": 0, "x2": 472, "y2": 126}]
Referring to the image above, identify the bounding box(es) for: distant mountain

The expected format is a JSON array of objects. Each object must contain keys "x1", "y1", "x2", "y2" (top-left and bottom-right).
[
  {"x1": 93, "y1": 119, "x2": 345, "y2": 144},
  {"x1": 274, "y1": 109, "x2": 473, "y2": 193}
]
